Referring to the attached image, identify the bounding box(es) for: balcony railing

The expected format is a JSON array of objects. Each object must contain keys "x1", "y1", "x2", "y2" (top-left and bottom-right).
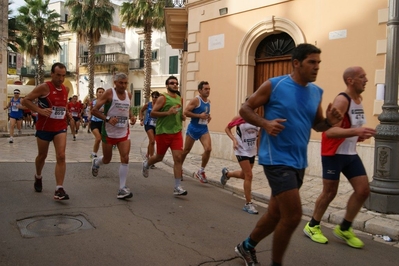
[
  {"x1": 166, "y1": 0, "x2": 186, "y2": 7},
  {"x1": 129, "y1": 58, "x2": 144, "y2": 70},
  {"x1": 79, "y1": 52, "x2": 130, "y2": 65}
]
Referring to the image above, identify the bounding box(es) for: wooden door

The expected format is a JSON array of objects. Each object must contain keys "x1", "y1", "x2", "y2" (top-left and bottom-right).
[{"x1": 254, "y1": 55, "x2": 292, "y2": 91}]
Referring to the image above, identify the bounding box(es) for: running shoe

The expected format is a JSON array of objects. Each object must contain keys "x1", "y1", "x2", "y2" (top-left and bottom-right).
[
  {"x1": 220, "y1": 167, "x2": 230, "y2": 185},
  {"x1": 333, "y1": 225, "x2": 364, "y2": 248},
  {"x1": 117, "y1": 186, "x2": 133, "y2": 199},
  {"x1": 54, "y1": 188, "x2": 69, "y2": 200},
  {"x1": 303, "y1": 222, "x2": 328, "y2": 244},
  {"x1": 243, "y1": 202, "x2": 259, "y2": 214},
  {"x1": 150, "y1": 164, "x2": 156, "y2": 169},
  {"x1": 234, "y1": 242, "x2": 260, "y2": 266},
  {"x1": 8, "y1": 137, "x2": 13, "y2": 143},
  {"x1": 142, "y1": 160, "x2": 149, "y2": 178},
  {"x1": 91, "y1": 158, "x2": 99, "y2": 177},
  {"x1": 34, "y1": 176, "x2": 42, "y2": 192},
  {"x1": 90, "y1": 153, "x2": 97, "y2": 159},
  {"x1": 195, "y1": 171, "x2": 208, "y2": 183},
  {"x1": 173, "y1": 186, "x2": 188, "y2": 196},
  {"x1": 73, "y1": 136, "x2": 76, "y2": 141}
]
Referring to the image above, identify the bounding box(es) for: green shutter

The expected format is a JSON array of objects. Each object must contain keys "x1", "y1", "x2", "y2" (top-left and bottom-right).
[{"x1": 169, "y1": 56, "x2": 178, "y2": 74}]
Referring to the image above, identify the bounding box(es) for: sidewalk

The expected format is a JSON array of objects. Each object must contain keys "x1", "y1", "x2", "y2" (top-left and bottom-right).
[{"x1": 1, "y1": 124, "x2": 399, "y2": 245}]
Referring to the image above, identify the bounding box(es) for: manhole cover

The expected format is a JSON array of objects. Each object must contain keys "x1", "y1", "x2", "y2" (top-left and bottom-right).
[{"x1": 17, "y1": 214, "x2": 94, "y2": 238}]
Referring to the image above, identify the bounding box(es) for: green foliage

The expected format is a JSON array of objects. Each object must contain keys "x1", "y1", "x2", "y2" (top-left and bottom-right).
[
  {"x1": 120, "y1": 0, "x2": 168, "y2": 104},
  {"x1": 64, "y1": 0, "x2": 115, "y2": 99},
  {"x1": 130, "y1": 105, "x2": 142, "y2": 116},
  {"x1": 7, "y1": 2, "x2": 26, "y2": 53},
  {"x1": 16, "y1": 0, "x2": 63, "y2": 83}
]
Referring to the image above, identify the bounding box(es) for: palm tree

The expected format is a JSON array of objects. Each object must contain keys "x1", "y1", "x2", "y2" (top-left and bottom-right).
[
  {"x1": 17, "y1": 0, "x2": 63, "y2": 84},
  {"x1": 65, "y1": 0, "x2": 114, "y2": 99},
  {"x1": 8, "y1": 2, "x2": 25, "y2": 53},
  {"x1": 120, "y1": 0, "x2": 171, "y2": 103}
]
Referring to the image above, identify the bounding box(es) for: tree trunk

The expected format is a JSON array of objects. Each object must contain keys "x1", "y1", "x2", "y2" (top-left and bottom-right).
[
  {"x1": 143, "y1": 22, "x2": 153, "y2": 104},
  {"x1": 88, "y1": 36, "x2": 95, "y2": 100},
  {"x1": 37, "y1": 33, "x2": 45, "y2": 84}
]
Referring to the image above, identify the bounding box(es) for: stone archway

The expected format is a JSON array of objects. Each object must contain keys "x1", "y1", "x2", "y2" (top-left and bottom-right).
[{"x1": 235, "y1": 16, "x2": 306, "y2": 113}]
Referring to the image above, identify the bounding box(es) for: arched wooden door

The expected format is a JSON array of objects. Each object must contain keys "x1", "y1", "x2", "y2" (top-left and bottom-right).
[{"x1": 254, "y1": 32, "x2": 295, "y2": 91}]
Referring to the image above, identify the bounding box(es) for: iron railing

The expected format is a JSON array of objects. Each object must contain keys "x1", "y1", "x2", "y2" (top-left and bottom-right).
[
  {"x1": 129, "y1": 58, "x2": 144, "y2": 70},
  {"x1": 166, "y1": 0, "x2": 186, "y2": 8}
]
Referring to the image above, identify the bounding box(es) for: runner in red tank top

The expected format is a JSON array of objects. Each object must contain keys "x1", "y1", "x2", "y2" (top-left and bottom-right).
[
  {"x1": 22, "y1": 62, "x2": 70, "y2": 200},
  {"x1": 67, "y1": 95, "x2": 83, "y2": 141}
]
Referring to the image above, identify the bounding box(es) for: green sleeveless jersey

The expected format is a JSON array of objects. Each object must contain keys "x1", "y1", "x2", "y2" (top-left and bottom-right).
[{"x1": 156, "y1": 93, "x2": 182, "y2": 134}]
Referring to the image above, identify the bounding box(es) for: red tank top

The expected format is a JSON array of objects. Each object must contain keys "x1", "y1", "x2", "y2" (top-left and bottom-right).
[{"x1": 36, "y1": 81, "x2": 68, "y2": 132}]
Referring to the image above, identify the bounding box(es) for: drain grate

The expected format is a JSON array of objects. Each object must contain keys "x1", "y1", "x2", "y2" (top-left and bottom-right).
[{"x1": 17, "y1": 214, "x2": 94, "y2": 238}]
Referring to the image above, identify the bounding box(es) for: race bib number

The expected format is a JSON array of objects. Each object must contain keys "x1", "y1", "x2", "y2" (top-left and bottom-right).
[
  {"x1": 199, "y1": 118, "x2": 208, "y2": 125},
  {"x1": 71, "y1": 111, "x2": 78, "y2": 117},
  {"x1": 149, "y1": 119, "x2": 156, "y2": 126},
  {"x1": 50, "y1": 106, "x2": 66, "y2": 119},
  {"x1": 115, "y1": 116, "x2": 128, "y2": 127},
  {"x1": 11, "y1": 103, "x2": 18, "y2": 112},
  {"x1": 244, "y1": 137, "x2": 256, "y2": 150}
]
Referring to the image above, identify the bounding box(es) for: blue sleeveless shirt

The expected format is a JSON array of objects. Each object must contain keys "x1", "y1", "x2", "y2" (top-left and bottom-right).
[
  {"x1": 258, "y1": 75, "x2": 323, "y2": 169},
  {"x1": 144, "y1": 102, "x2": 157, "y2": 126},
  {"x1": 9, "y1": 97, "x2": 24, "y2": 119},
  {"x1": 189, "y1": 96, "x2": 210, "y2": 128}
]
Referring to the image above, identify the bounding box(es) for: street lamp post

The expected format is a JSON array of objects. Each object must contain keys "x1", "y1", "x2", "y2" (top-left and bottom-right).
[{"x1": 364, "y1": 0, "x2": 399, "y2": 213}]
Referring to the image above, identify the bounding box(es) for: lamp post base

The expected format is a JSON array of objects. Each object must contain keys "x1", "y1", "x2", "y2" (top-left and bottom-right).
[{"x1": 364, "y1": 192, "x2": 399, "y2": 214}]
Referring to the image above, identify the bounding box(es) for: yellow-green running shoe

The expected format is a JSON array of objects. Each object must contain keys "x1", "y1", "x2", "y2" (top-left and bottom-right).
[
  {"x1": 303, "y1": 222, "x2": 328, "y2": 244},
  {"x1": 333, "y1": 225, "x2": 364, "y2": 248}
]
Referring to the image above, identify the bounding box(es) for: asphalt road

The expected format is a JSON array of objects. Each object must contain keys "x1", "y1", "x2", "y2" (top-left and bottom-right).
[{"x1": 1, "y1": 160, "x2": 399, "y2": 266}]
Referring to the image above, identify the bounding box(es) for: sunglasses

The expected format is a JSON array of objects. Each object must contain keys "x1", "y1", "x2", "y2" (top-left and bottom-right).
[
  {"x1": 168, "y1": 82, "x2": 178, "y2": 86},
  {"x1": 152, "y1": 96, "x2": 159, "y2": 99},
  {"x1": 14, "y1": 92, "x2": 20, "y2": 94}
]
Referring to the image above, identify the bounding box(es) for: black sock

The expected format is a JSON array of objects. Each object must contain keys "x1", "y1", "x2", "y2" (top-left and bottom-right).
[
  {"x1": 309, "y1": 217, "x2": 320, "y2": 227},
  {"x1": 340, "y1": 219, "x2": 352, "y2": 231}
]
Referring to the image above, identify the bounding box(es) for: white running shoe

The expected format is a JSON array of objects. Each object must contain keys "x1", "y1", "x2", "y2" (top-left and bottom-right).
[
  {"x1": 117, "y1": 186, "x2": 133, "y2": 199},
  {"x1": 142, "y1": 160, "x2": 149, "y2": 178},
  {"x1": 91, "y1": 158, "x2": 99, "y2": 177},
  {"x1": 173, "y1": 186, "x2": 187, "y2": 196},
  {"x1": 243, "y1": 202, "x2": 259, "y2": 214}
]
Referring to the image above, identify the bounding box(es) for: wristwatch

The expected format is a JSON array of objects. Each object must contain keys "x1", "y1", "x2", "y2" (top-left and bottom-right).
[{"x1": 105, "y1": 116, "x2": 110, "y2": 122}]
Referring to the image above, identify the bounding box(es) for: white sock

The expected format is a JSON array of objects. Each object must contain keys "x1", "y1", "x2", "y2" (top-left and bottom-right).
[
  {"x1": 119, "y1": 163, "x2": 128, "y2": 189},
  {"x1": 174, "y1": 178, "x2": 181, "y2": 188},
  {"x1": 97, "y1": 156, "x2": 104, "y2": 166}
]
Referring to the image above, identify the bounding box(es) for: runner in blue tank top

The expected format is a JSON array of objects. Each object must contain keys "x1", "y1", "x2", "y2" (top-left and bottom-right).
[
  {"x1": 139, "y1": 91, "x2": 160, "y2": 168},
  {"x1": 234, "y1": 43, "x2": 343, "y2": 266},
  {"x1": 181, "y1": 81, "x2": 212, "y2": 183},
  {"x1": 4, "y1": 88, "x2": 25, "y2": 143}
]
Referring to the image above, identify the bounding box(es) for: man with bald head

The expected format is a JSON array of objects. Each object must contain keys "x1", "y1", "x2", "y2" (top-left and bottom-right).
[{"x1": 303, "y1": 66, "x2": 376, "y2": 249}]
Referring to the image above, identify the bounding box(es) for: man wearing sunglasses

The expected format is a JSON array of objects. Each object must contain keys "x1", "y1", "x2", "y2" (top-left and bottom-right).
[
  {"x1": 142, "y1": 76, "x2": 187, "y2": 196},
  {"x1": 4, "y1": 89, "x2": 25, "y2": 143}
]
